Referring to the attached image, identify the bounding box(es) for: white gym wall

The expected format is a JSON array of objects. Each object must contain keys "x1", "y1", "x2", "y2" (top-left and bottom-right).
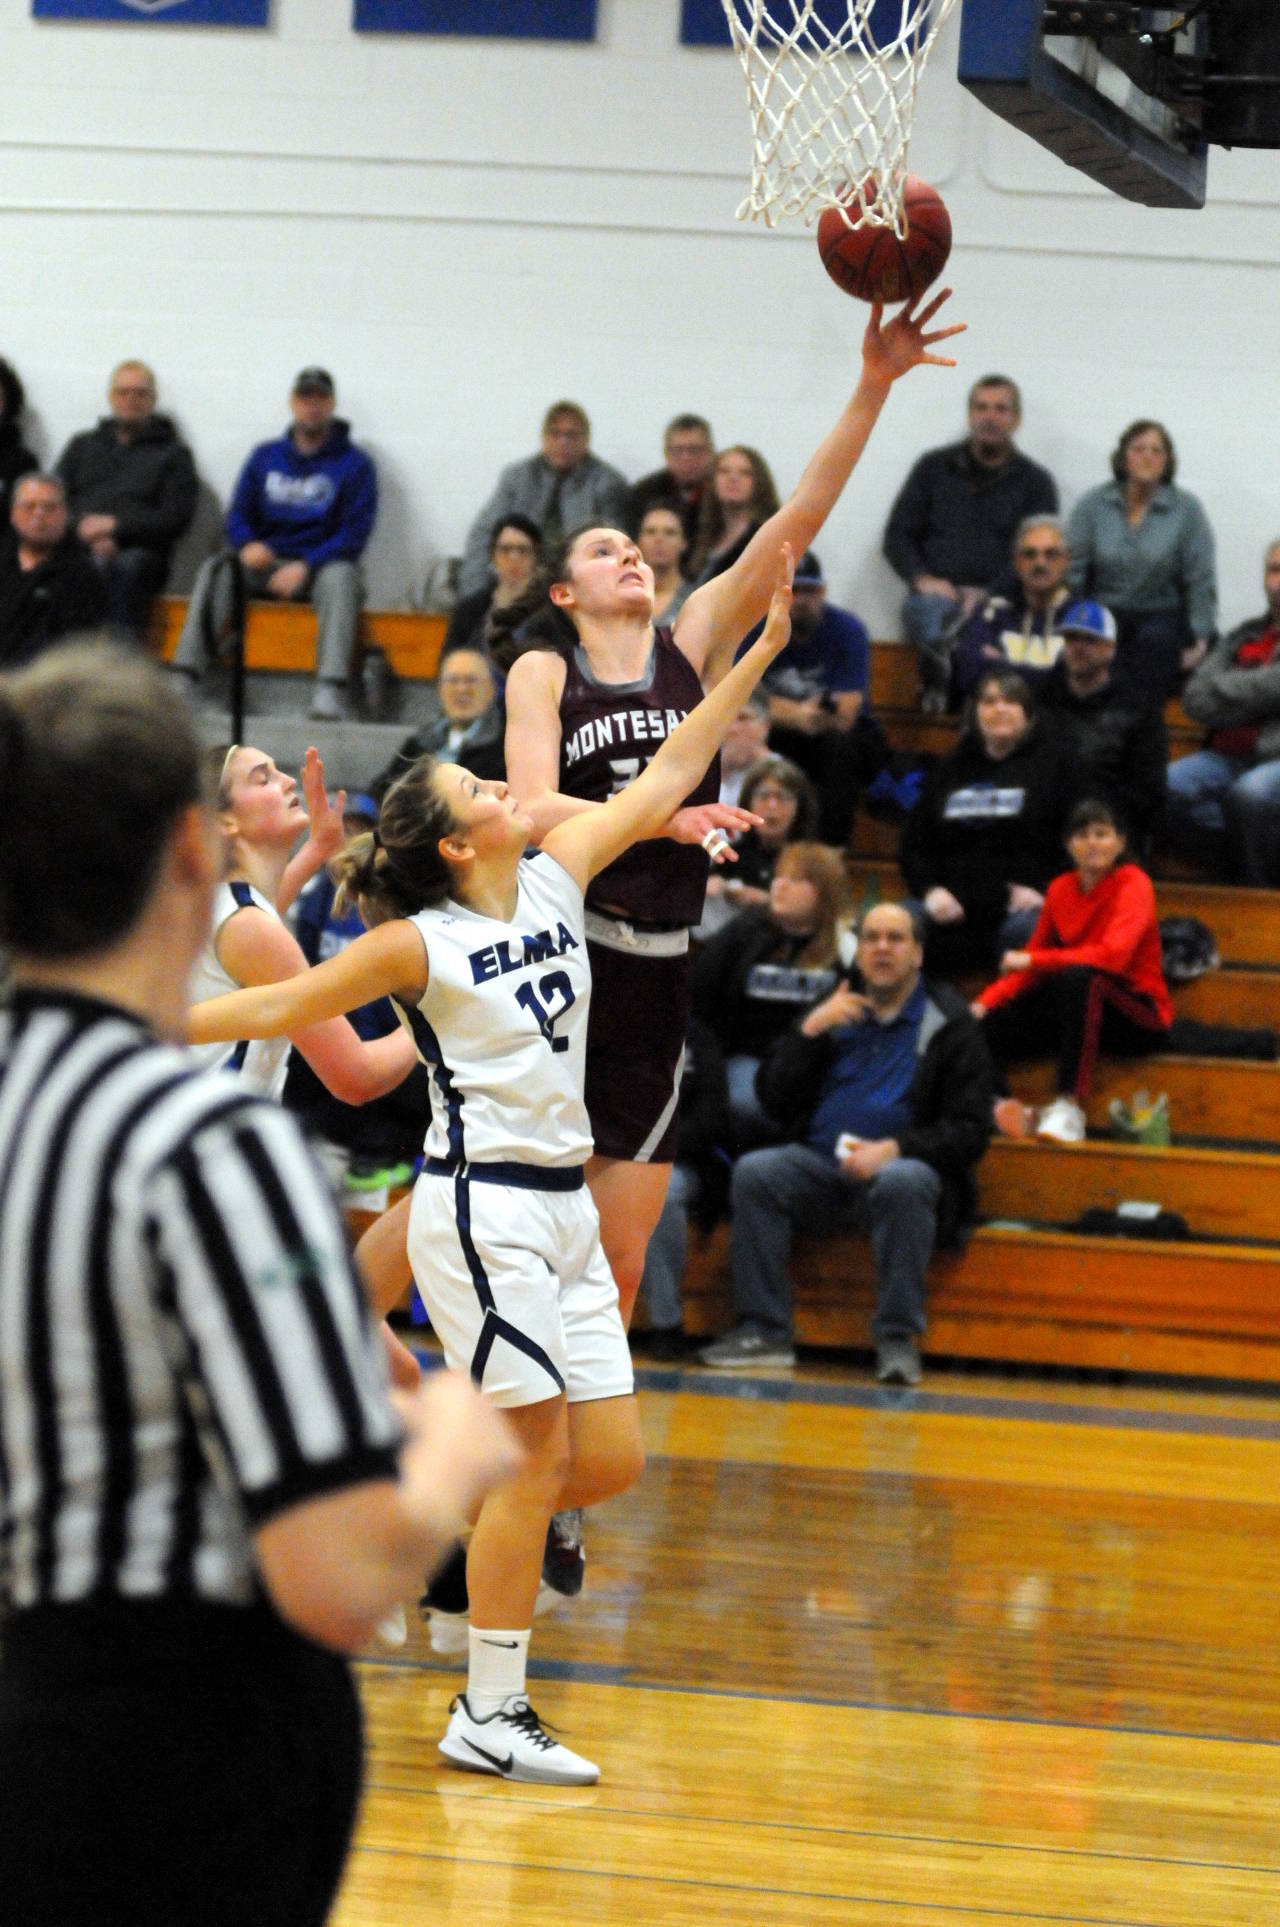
[{"x1": 0, "y1": 0, "x2": 1276, "y2": 631}]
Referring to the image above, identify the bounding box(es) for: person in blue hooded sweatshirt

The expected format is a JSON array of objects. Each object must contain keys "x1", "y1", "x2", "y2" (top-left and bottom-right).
[{"x1": 171, "y1": 367, "x2": 378, "y2": 721}]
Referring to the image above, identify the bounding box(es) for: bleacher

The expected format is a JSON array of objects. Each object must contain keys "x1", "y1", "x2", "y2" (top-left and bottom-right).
[{"x1": 163, "y1": 600, "x2": 1280, "y2": 1384}]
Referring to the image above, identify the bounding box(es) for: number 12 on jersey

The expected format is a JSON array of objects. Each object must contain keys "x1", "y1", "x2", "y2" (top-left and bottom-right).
[{"x1": 515, "y1": 970, "x2": 576, "y2": 1053}]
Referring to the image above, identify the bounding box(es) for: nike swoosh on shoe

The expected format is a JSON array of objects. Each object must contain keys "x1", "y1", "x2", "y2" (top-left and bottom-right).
[{"x1": 463, "y1": 1737, "x2": 514, "y2": 1773}]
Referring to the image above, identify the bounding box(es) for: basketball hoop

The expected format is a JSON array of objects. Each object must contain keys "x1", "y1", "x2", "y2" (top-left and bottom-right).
[{"x1": 721, "y1": 0, "x2": 959, "y2": 234}]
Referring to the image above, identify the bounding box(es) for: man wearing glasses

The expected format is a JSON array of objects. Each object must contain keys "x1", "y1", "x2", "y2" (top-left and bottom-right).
[
  {"x1": 949, "y1": 516, "x2": 1075, "y2": 701},
  {"x1": 372, "y1": 643, "x2": 506, "y2": 795},
  {"x1": 55, "y1": 359, "x2": 197, "y2": 637},
  {"x1": 457, "y1": 400, "x2": 628, "y2": 597}
]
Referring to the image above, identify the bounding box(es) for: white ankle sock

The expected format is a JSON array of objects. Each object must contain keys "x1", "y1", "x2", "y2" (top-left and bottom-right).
[{"x1": 467, "y1": 1627, "x2": 531, "y2": 1718}]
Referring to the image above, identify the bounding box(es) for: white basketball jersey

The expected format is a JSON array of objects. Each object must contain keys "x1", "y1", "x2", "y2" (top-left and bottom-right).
[
  {"x1": 187, "y1": 881, "x2": 292, "y2": 1101},
  {"x1": 404, "y1": 851, "x2": 593, "y2": 1169}
]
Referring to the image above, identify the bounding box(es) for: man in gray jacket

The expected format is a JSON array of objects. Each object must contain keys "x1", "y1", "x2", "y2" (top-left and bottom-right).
[
  {"x1": 457, "y1": 401, "x2": 627, "y2": 595},
  {"x1": 1168, "y1": 538, "x2": 1280, "y2": 882}
]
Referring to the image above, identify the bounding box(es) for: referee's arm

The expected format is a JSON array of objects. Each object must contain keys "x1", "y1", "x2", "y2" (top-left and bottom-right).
[{"x1": 148, "y1": 1100, "x2": 508, "y2": 1650}]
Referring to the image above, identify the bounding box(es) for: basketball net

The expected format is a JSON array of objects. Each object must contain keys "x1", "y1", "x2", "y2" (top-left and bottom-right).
[{"x1": 720, "y1": 0, "x2": 959, "y2": 233}]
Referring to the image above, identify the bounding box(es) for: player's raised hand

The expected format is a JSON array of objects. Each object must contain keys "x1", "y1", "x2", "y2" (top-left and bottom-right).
[
  {"x1": 300, "y1": 745, "x2": 347, "y2": 862},
  {"x1": 758, "y1": 541, "x2": 795, "y2": 655},
  {"x1": 665, "y1": 800, "x2": 762, "y2": 860},
  {"x1": 862, "y1": 289, "x2": 966, "y2": 384}
]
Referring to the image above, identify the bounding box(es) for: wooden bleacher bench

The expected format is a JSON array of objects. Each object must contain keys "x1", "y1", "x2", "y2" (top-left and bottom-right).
[
  {"x1": 679, "y1": 1220, "x2": 1280, "y2": 1382},
  {"x1": 327, "y1": 636, "x2": 1279, "y2": 1386},
  {"x1": 146, "y1": 595, "x2": 449, "y2": 683},
  {"x1": 1013, "y1": 1054, "x2": 1280, "y2": 1140}
]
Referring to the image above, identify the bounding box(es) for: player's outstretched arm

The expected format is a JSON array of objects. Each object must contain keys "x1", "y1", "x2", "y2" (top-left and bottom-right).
[
  {"x1": 547, "y1": 547, "x2": 794, "y2": 889},
  {"x1": 187, "y1": 918, "x2": 428, "y2": 1048},
  {"x1": 676, "y1": 290, "x2": 966, "y2": 686}
]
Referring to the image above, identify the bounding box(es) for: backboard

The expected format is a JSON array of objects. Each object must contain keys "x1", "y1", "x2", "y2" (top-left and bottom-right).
[{"x1": 958, "y1": 1, "x2": 1280, "y2": 209}]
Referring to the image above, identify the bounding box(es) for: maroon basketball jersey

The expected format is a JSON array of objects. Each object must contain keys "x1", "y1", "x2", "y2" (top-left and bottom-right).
[{"x1": 558, "y1": 626, "x2": 718, "y2": 927}]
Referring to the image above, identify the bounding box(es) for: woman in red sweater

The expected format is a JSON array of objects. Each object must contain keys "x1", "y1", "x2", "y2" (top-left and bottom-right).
[{"x1": 974, "y1": 798, "x2": 1173, "y2": 1141}]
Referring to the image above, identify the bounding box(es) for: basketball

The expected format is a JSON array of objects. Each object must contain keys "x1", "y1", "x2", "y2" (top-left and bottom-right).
[{"x1": 817, "y1": 176, "x2": 952, "y2": 304}]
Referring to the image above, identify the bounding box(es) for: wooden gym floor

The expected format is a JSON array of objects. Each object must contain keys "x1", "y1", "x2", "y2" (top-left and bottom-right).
[{"x1": 333, "y1": 1356, "x2": 1280, "y2": 1926}]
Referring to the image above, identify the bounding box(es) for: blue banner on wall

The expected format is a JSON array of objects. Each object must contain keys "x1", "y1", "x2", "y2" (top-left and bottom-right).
[
  {"x1": 681, "y1": 0, "x2": 901, "y2": 48},
  {"x1": 354, "y1": 1, "x2": 597, "y2": 40},
  {"x1": 33, "y1": 1, "x2": 269, "y2": 23}
]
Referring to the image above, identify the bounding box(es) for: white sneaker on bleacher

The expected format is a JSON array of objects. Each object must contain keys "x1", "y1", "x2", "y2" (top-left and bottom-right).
[{"x1": 1035, "y1": 1095, "x2": 1086, "y2": 1143}]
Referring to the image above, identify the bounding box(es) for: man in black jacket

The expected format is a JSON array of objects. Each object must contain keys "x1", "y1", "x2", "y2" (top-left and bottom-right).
[
  {"x1": 1040, "y1": 599, "x2": 1168, "y2": 850},
  {"x1": 884, "y1": 375, "x2": 1058, "y2": 710},
  {"x1": 700, "y1": 900, "x2": 993, "y2": 1385},
  {"x1": 0, "y1": 474, "x2": 108, "y2": 668},
  {"x1": 56, "y1": 360, "x2": 197, "y2": 636}
]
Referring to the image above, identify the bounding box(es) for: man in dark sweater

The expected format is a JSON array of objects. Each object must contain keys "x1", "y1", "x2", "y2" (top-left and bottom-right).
[
  {"x1": 626, "y1": 413, "x2": 715, "y2": 548},
  {"x1": 884, "y1": 375, "x2": 1058, "y2": 709},
  {"x1": 56, "y1": 360, "x2": 197, "y2": 637},
  {"x1": 0, "y1": 474, "x2": 108, "y2": 668},
  {"x1": 1041, "y1": 600, "x2": 1168, "y2": 850},
  {"x1": 700, "y1": 900, "x2": 993, "y2": 1386}
]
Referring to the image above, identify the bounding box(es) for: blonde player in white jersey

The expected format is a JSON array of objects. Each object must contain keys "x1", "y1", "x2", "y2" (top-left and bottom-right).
[
  {"x1": 188, "y1": 546, "x2": 795, "y2": 1786},
  {"x1": 188, "y1": 742, "x2": 418, "y2": 1104}
]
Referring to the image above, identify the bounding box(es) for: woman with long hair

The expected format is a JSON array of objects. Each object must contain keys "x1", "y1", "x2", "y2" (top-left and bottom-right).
[
  {"x1": 693, "y1": 839, "x2": 850, "y2": 1148},
  {"x1": 190, "y1": 741, "x2": 418, "y2": 1105},
  {"x1": 900, "y1": 667, "x2": 1070, "y2": 977},
  {"x1": 500, "y1": 294, "x2": 964, "y2": 1339},
  {"x1": 688, "y1": 443, "x2": 781, "y2": 583},
  {"x1": 186, "y1": 557, "x2": 797, "y2": 1787},
  {"x1": 0, "y1": 643, "x2": 515, "y2": 1926},
  {"x1": 721, "y1": 753, "x2": 822, "y2": 913}
]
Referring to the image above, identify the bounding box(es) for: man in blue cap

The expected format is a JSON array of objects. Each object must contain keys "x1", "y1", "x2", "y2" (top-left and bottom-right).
[{"x1": 1041, "y1": 598, "x2": 1167, "y2": 849}]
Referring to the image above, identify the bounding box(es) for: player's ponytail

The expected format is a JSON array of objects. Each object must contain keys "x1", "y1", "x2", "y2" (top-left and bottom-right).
[{"x1": 332, "y1": 755, "x2": 457, "y2": 925}]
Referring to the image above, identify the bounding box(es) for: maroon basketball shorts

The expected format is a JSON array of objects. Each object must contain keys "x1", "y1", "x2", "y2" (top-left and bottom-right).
[{"x1": 583, "y1": 914, "x2": 692, "y2": 1163}]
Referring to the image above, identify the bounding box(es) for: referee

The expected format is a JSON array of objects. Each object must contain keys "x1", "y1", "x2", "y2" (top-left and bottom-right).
[{"x1": 0, "y1": 644, "x2": 515, "y2": 1927}]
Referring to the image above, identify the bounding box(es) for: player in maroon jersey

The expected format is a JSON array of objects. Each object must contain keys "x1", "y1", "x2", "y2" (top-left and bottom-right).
[{"x1": 504, "y1": 292, "x2": 965, "y2": 1330}]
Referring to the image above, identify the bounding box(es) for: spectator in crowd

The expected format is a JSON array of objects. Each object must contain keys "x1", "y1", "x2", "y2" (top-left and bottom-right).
[
  {"x1": 1067, "y1": 419, "x2": 1216, "y2": 699},
  {"x1": 372, "y1": 643, "x2": 505, "y2": 796},
  {"x1": 635, "y1": 1015, "x2": 730, "y2": 1362},
  {"x1": 1168, "y1": 537, "x2": 1280, "y2": 883},
  {"x1": 637, "y1": 501, "x2": 693, "y2": 627},
  {"x1": 974, "y1": 797, "x2": 1173, "y2": 1145},
  {"x1": 883, "y1": 374, "x2": 1058, "y2": 709},
  {"x1": 458, "y1": 401, "x2": 628, "y2": 596},
  {"x1": 627, "y1": 412, "x2": 716, "y2": 548},
  {"x1": 694, "y1": 841, "x2": 850, "y2": 1150},
  {"x1": 719, "y1": 693, "x2": 770, "y2": 808},
  {"x1": 700, "y1": 899, "x2": 993, "y2": 1385},
  {"x1": 717, "y1": 754, "x2": 820, "y2": 916},
  {"x1": 56, "y1": 358, "x2": 197, "y2": 637},
  {"x1": 0, "y1": 356, "x2": 38, "y2": 520},
  {"x1": 949, "y1": 515, "x2": 1074, "y2": 700},
  {"x1": 443, "y1": 514, "x2": 541, "y2": 660},
  {"x1": 900, "y1": 668, "x2": 1070, "y2": 977},
  {"x1": 689, "y1": 445, "x2": 781, "y2": 584},
  {"x1": 699, "y1": 693, "x2": 772, "y2": 937},
  {"x1": 753, "y1": 549, "x2": 884, "y2": 843},
  {"x1": 170, "y1": 368, "x2": 378, "y2": 722},
  {"x1": 1041, "y1": 600, "x2": 1168, "y2": 849},
  {"x1": 0, "y1": 473, "x2": 108, "y2": 668}
]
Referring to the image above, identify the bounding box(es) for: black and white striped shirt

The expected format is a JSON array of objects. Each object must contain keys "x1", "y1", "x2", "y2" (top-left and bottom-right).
[{"x1": 0, "y1": 989, "x2": 401, "y2": 1613}]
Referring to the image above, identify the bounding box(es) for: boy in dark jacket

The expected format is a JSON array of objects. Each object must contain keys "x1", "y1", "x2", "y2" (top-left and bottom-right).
[{"x1": 700, "y1": 900, "x2": 993, "y2": 1385}]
